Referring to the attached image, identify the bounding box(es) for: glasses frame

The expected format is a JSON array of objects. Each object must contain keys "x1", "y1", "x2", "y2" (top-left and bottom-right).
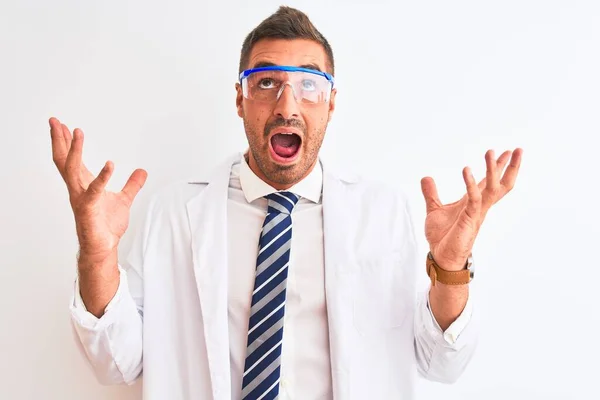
[
  {"x1": 238, "y1": 65, "x2": 335, "y2": 104},
  {"x1": 239, "y1": 65, "x2": 335, "y2": 87}
]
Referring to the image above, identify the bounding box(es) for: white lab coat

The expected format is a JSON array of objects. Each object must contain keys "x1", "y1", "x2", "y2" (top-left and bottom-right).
[{"x1": 70, "y1": 152, "x2": 478, "y2": 400}]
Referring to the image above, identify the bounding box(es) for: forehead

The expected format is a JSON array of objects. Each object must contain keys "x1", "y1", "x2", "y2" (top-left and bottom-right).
[{"x1": 248, "y1": 38, "x2": 327, "y2": 71}]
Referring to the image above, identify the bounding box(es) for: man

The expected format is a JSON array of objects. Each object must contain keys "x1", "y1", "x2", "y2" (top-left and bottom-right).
[{"x1": 50, "y1": 6, "x2": 522, "y2": 400}]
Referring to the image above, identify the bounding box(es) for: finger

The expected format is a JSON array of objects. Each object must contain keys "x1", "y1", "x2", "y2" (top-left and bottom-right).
[
  {"x1": 50, "y1": 117, "x2": 68, "y2": 173},
  {"x1": 60, "y1": 123, "x2": 96, "y2": 184},
  {"x1": 463, "y1": 167, "x2": 482, "y2": 219},
  {"x1": 483, "y1": 149, "x2": 501, "y2": 208},
  {"x1": 86, "y1": 161, "x2": 114, "y2": 199},
  {"x1": 500, "y1": 148, "x2": 523, "y2": 190},
  {"x1": 485, "y1": 149, "x2": 497, "y2": 187},
  {"x1": 420, "y1": 176, "x2": 442, "y2": 213},
  {"x1": 64, "y1": 128, "x2": 85, "y2": 195},
  {"x1": 457, "y1": 150, "x2": 510, "y2": 206},
  {"x1": 496, "y1": 150, "x2": 512, "y2": 172},
  {"x1": 468, "y1": 150, "x2": 510, "y2": 197},
  {"x1": 456, "y1": 175, "x2": 486, "y2": 205},
  {"x1": 61, "y1": 123, "x2": 73, "y2": 153},
  {"x1": 79, "y1": 164, "x2": 96, "y2": 187},
  {"x1": 120, "y1": 169, "x2": 148, "y2": 206}
]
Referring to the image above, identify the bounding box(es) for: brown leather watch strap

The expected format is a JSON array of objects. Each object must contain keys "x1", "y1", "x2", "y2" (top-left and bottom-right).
[{"x1": 426, "y1": 252, "x2": 471, "y2": 286}]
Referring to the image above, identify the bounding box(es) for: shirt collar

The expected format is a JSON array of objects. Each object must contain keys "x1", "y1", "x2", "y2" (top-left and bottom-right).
[{"x1": 239, "y1": 152, "x2": 323, "y2": 204}]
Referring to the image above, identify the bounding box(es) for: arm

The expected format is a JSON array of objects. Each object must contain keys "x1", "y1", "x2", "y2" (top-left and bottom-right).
[
  {"x1": 399, "y1": 198, "x2": 477, "y2": 383},
  {"x1": 77, "y1": 251, "x2": 120, "y2": 318},
  {"x1": 413, "y1": 147, "x2": 522, "y2": 382},
  {"x1": 429, "y1": 282, "x2": 468, "y2": 331},
  {"x1": 49, "y1": 117, "x2": 147, "y2": 385},
  {"x1": 70, "y1": 209, "x2": 152, "y2": 385},
  {"x1": 70, "y1": 254, "x2": 145, "y2": 386},
  {"x1": 413, "y1": 282, "x2": 477, "y2": 383},
  {"x1": 421, "y1": 149, "x2": 522, "y2": 328}
]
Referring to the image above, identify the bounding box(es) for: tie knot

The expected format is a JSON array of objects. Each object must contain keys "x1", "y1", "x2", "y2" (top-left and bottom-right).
[{"x1": 265, "y1": 191, "x2": 300, "y2": 215}]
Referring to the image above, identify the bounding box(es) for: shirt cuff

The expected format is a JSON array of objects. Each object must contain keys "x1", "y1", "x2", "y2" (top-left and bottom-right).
[{"x1": 426, "y1": 288, "x2": 473, "y2": 345}]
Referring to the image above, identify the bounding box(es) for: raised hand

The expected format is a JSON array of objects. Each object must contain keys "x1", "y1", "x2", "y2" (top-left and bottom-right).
[
  {"x1": 420, "y1": 148, "x2": 523, "y2": 271},
  {"x1": 50, "y1": 117, "x2": 148, "y2": 265}
]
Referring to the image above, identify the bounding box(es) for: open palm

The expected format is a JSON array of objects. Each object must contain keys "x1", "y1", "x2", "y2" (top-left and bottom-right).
[
  {"x1": 50, "y1": 117, "x2": 147, "y2": 261},
  {"x1": 421, "y1": 149, "x2": 523, "y2": 271}
]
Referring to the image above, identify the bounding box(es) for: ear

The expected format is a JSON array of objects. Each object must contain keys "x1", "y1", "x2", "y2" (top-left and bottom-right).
[
  {"x1": 235, "y1": 83, "x2": 244, "y2": 118},
  {"x1": 327, "y1": 88, "x2": 337, "y2": 122}
]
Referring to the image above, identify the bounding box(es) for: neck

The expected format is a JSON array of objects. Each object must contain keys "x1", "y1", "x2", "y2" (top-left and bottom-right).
[{"x1": 246, "y1": 151, "x2": 315, "y2": 191}]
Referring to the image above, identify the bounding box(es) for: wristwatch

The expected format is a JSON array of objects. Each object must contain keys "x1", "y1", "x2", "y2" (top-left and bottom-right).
[{"x1": 426, "y1": 252, "x2": 474, "y2": 286}]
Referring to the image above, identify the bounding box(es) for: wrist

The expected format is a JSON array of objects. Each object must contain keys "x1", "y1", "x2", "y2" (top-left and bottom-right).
[
  {"x1": 430, "y1": 251, "x2": 469, "y2": 272},
  {"x1": 426, "y1": 251, "x2": 474, "y2": 287},
  {"x1": 77, "y1": 248, "x2": 118, "y2": 273},
  {"x1": 77, "y1": 252, "x2": 120, "y2": 318}
]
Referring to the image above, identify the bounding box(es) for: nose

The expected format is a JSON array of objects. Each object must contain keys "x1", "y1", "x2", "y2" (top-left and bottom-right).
[{"x1": 273, "y1": 83, "x2": 300, "y2": 120}]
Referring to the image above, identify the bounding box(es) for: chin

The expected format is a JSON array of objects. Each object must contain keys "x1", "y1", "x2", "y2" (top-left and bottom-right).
[
  {"x1": 251, "y1": 143, "x2": 315, "y2": 187},
  {"x1": 263, "y1": 160, "x2": 308, "y2": 186}
]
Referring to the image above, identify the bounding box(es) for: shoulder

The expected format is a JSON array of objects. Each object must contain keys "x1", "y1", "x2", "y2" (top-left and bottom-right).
[
  {"x1": 149, "y1": 179, "x2": 209, "y2": 207},
  {"x1": 144, "y1": 151, "x2": 241, "y2": 212},
  {"x1": 324, "y1": 161, "x2": 411, "y2": 210}
]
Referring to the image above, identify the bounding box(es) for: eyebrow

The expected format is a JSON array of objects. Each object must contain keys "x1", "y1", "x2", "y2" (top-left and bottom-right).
[{"x1": 251, "y1": 61, "x2": 323, "y2": 72}]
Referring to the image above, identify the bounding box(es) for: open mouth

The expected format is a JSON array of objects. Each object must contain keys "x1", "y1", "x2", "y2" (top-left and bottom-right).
[{"x1": 270, "y1": 132, "x2": 302, "y2": 163}]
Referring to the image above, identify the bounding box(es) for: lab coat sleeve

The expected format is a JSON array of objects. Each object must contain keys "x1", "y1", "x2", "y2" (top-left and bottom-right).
[
  {"x1": 397, "y1": 195, "x2": 478, "y2": 384},
  {"x1": 70, "y1": 265, "x2": 143, "y2": 385},
  {"x1": 69, "y1": 197, "x2": 154, "y2": 386},
  {"x1": 413, "y1": 286, "x2": 478, "y2": 383}
]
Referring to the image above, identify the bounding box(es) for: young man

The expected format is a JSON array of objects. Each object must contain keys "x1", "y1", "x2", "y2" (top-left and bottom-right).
[{"x1": 50, "y1": 6, "x2": 522, "y2": 400}]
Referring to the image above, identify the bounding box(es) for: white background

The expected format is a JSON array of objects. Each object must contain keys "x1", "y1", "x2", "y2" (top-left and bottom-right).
[{"x1": 1, "y1": 0, "x2": 598, "y2": 399}]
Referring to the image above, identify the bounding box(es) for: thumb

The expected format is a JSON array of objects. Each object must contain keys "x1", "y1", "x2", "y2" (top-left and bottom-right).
[{"x1": 420, "y1": 176, "x2": 441, "y2": 213}]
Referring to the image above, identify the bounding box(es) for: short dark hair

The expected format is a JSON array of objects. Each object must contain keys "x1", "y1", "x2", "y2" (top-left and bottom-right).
[{"x1": 238, "y1": 6, "x2": 335, "y2": 76}]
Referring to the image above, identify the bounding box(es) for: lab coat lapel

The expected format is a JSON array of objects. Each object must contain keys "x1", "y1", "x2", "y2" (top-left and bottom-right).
[
  {"x1": 322, "y1": 159, "x2": 360, "y2": 400},
  {"x1": 186, "y1": 153, "x2": 240, "y2": 400}
]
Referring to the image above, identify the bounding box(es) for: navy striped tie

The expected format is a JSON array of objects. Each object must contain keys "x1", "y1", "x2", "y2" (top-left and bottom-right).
[{"x1": 241, "y1": 191, "x2": 300, "y2": 400}]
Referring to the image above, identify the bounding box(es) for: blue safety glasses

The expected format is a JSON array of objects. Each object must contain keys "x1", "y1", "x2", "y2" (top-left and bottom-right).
[{"x1": 239, "y1": 66, "x2": 335, "y2": 105}]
